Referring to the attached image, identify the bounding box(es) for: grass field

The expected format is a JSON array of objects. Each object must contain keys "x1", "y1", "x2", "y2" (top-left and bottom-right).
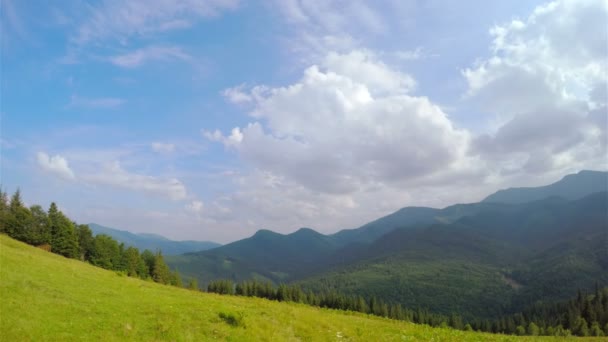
[{"x1": 0, "y1": 235, "x2": 599, "y2": 341}]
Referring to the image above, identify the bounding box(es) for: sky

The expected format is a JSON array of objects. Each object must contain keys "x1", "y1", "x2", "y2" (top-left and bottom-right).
[{"x1": 1, "y1": 0, "x2": 606, "y2": 243}]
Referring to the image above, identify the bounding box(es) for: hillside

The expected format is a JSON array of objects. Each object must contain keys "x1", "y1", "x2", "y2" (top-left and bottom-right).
[
  {"x1": 0, "y1": 235, "x2": 570, "y2": 341},
  {"x1": 89, "y1": 223, "x2": 221, "y2": 255}
]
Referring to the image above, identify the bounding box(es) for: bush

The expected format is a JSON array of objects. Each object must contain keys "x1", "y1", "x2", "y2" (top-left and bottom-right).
[{"x1": 218, "y1": 311, "x2": 246, "y2": 328}]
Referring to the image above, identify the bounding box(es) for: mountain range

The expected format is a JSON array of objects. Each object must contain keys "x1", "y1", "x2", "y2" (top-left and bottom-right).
[
  {"x1": 88, "y1": 223, "x2": 221, "y2": 255},
  {"x1": 166, "y1": 170, "x2": 608, "y2": 319}
]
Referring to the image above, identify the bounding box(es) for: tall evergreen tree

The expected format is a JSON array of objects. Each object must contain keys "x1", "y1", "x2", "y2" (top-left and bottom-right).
[
  {"x1": 152, "y1": 251, "x2": 171, "y2": 284},
  {"x1": 48, "y1": 203, "x2": 79, "y2": 258},
  {"x1": 75, "y1": 224, "x2": 94, "y2": 261},
  {"x1": 27, "y1": 205, "x2": 51, "y2": 246},
  {"x1": 7, "y1": 189, "x2": 33, "y2": 241}
]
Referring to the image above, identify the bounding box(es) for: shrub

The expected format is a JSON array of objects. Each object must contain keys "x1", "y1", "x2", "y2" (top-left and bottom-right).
[{"x1": 218, "y1": 311, "x2": 246, "y2": 328}]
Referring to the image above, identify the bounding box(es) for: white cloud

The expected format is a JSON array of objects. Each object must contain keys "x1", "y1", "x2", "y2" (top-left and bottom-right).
[
  {"x1": 222, "y1": 84, "x2": 253, "y2": 104},
  {"x1": 36, "y1": 152, "x2": 76, "y2": 180},
  {"x1": 109, "y1": 45, "x2": 191, "y2": 68},
  {"x1": 207, "y1": 50, "x2": 471, "y2": 194},
  {"x1": 68, "y1": 95, "x2": 125, "y2": 109},
  {"x1": 151, "y1": 142, "x2": 176, "y2": 154},
  {"x1": 323, "y1": 50, "x2": 416, "y2": 95},
  {"x1": 73, "y1": 0, "x2": 240, "y2": 45},
  {"x1": 82, "y1": 161, "x2": 188, "y2": 200},
  {"x1": 186, "y1": 200, "x2": 204, "y2": 213},
  {"x1": 463, "y1": 0, "x2": 608, "y2": 175}
]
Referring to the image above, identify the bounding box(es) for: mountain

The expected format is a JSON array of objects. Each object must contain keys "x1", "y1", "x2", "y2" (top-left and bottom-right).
[
  {"x1": 166, "y1": 170, "x2": 608, "y2": 319},
  {"x1": 88, "y1": 223, "x2": 221, "y2": 255},
  {"x1": 167, "y1": 227, "x2": 339, "y2": 283},
  {"x1": 297, "y1": 192, "x2": 608, "y2": 318},
  {"x1": 482, "y1": 170, "x2": 607, "y2": 204}
]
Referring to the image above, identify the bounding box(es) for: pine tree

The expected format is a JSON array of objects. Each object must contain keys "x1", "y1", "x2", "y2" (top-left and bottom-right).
[
  {"x1": 152, "y1": 251, "x2": 171, "y2": 284},
  {"x1": 140, "y1": 249, "x2": 155, "y2": 278},
  {"x1": 75, "y1": 224, "x2": 94, "y2": 261},
  {"x1": 48, "y1": 203, "x2": 79, "y2": 258},
  {"x1": 28, "y1": 205, "x2": 51, "y2": 246},
  {"x1": 7, "y1": 189, "x2": 33, "y2": 241},
  {"x1": 122, "y1": 246, "x2": 143, "y2": 276}
]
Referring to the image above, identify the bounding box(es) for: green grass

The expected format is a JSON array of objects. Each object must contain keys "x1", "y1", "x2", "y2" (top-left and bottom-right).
[{"x1": 0, "y1": 235, "x2": 598, "y2": 341}]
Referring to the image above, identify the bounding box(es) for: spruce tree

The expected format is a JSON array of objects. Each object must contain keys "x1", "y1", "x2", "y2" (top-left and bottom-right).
[
  {"x1": 48, "y1": 203, "x2": 79, "y2": 258},
  {"x1": 152, "y1": 251, "x2": 171, "y2": 284},
  {"x1": 28, "y1": 205, "x2": 51, "y2": 246},
  {"x1": 75, "y1": 224, "x2": 94, "y2": 261}
]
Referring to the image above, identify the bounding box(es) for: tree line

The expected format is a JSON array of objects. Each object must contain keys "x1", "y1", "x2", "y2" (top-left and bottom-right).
[
  {"x1": 0, "y1": 188, "x2": 197, "y2": 289},
  {"x1": 207, "y1": 278, "x2": 608, "y2": 337}
]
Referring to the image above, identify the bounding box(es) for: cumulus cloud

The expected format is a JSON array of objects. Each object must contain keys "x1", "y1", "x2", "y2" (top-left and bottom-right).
[
  {"x1": 463, "y1": 0, "x2": 608, "y2": 175},
  {"x1": 82, "y1": 161, "x2": 187, "y2": 200},
  {"x1": 36, "y1": 152, "x2": 76, "y2": 180},
  {"x1": 110, "y1": 45, "x2": 191, "y2": 68},
  {"x1": 207, "y1": 50, "x2": 472, "y2": 194}
]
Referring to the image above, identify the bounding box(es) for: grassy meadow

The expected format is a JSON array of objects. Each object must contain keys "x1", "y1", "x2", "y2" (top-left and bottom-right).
[{"x1": 0, "y1": 235, "x2": 600, "y2": 341}]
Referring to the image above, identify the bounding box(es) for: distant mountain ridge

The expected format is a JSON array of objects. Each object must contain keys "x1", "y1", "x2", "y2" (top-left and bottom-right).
[
  {"x1": 88, "y1": 223, "x2": 221, "y2": 255},
  {"x1": 166, "y1": 169, "x2": 608, "y2": 319},
  {"x1": 482, "y1": 170, "x2": 607, "y2": 204}
]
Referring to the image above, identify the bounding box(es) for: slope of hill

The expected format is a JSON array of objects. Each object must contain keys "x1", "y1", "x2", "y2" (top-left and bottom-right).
[
  {"x1": 89, "y1": 223, "x2": 221, "y2": 255},
  {"x1": 0, "y1": 235, "x2": 560, "y2": 341},
  {"x1": 482, "y1": 170, "x2": 607, "y2": 204}
]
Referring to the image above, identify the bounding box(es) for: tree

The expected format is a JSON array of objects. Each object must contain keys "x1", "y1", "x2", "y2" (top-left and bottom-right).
[
  {"x1": 7, "y1": 189, "x2": 33, "y2": 241},
  {"x1": 0, "y1": 188, "x2": 9, "y2": 233},
  {"x1": 573, "y1": 317, "x2": 589, "y2": 336},
  {"x1": 140, "y1": 249, "x2": 155, "y2": 278},
  {"x1": 187, "y1": 277, "x2": 199, "y2": 291},
  {"x1": 152, "y1": 251, "x2": 171, "y2": 284},
  {"x1": 122, "y1": 246, "x2": 143, "y2": 277},
  {"x1": 75, "y1": 224, "x2": 94, "y2": 261},
  {"x1": 515, "y1": 325, "x2": 526, "y2": 336},
  {"x1": 48, "y1": 203, "x2": 79, "y2": 258},
  {"x1": 90, "y1": 234, "x2": 120, "y2": 269},
  {"x1": 28, "y1": 205, "x2": 51, "y2": 246},
  {"x1": 170, "y1": 270, "x2": 183, "y2": 287},
  {"x1": 590, "y1": 321, "x2": 604, "y2": 336},
  {"x1": 527, "y1": 322, "x2": 540, "y2": 336}
]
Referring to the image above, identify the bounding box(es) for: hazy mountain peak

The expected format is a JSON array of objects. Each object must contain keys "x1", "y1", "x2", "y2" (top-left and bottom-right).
[{"x1": 483, "y1": 170, "x2": 607, "y2": 204}]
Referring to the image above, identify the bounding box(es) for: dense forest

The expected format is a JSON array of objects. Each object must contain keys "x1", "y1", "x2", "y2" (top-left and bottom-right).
[{"x1": 0, "y1": 188, "x2": 197, "y2": 289}]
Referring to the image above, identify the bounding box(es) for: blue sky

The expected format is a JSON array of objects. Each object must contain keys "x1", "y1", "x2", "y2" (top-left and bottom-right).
[{"x1": 1, "y1": 0, "x2": 606, "y2": 243}]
